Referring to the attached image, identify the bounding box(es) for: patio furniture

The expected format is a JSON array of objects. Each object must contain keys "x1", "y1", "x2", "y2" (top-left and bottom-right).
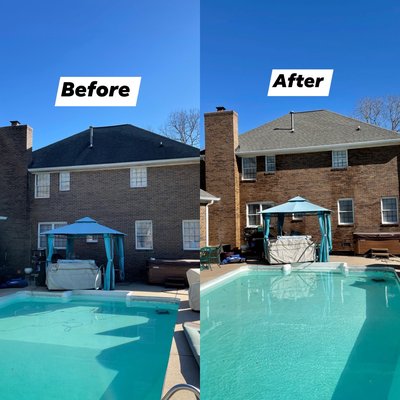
[
  {"x1": 267, "y1": 236, "x2": 316, "y2": 264},
  {"x1": 186, "y1": 268, "x2": 200, "y2": 311},
  {"x1": 200, "y1": 245, "x2": 221, "y2": 270},
  {"x1": 183, "y1": 321, "x2": 200, "y2": 366},
  {"x1": 46, "y1": 259, "x2": 101, "y2": 290}
]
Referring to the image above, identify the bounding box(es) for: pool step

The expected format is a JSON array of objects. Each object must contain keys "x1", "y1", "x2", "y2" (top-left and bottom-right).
[
  {"x1": 164, "y1": 277, "x2": 187, "y2": 288},
  {"x1": 368, "y1": 248, "x2": 390, "y2": 258}
]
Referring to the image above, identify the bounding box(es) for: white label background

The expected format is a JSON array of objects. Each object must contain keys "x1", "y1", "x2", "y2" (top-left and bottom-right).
[
  {"x1": 268, "y1": 69, "x2": 334, "y2": 96},
  {"x1": 55, "y1": 76, "x2": 141, "y2": 106}
]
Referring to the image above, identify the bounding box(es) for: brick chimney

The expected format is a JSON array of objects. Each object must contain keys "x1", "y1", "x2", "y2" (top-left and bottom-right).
[
  {"x1": 0, "y1": 122, "x2": 33, "y2": 270},
  {"x1": 204, "y1": 108, "x2": 241, "y2": 248}
]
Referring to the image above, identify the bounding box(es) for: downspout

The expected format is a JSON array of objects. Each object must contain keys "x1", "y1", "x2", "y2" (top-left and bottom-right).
[{"x1": 205, "y1": 201, "x2": 214, "y2": 246}]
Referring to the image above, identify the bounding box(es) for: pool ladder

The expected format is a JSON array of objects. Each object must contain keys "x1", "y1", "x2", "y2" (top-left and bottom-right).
[{"x1": 161, "y1": 384, "x2": 200, "y2": 399}]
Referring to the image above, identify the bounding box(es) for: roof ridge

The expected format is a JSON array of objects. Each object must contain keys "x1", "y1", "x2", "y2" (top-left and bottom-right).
[{"x1": 323, "y1": 109, "x2": 400, "y2": 134}]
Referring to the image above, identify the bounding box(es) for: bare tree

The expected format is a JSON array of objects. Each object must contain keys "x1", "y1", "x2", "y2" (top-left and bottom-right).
[
  {"x1": 355, "y1": 96, "x2": 400, "y2": 131},
  {"x1": 354, "y1": 97, "x2": 384, "y2": 126},
  {"x1": 160, "y1": 109, "x2": 200, "y2": 147},
  {"x1": 386, "y1": 96, "x2": 400, "y2": 131}
]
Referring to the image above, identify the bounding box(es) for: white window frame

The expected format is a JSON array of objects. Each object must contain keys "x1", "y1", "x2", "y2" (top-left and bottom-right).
[
  {"x1": 241, "y1": 157, "x2": 257, "y2": 181},
  {"x1": 337, "y1": 198, "x2": 354, "y2": 225},
  {"x1": 35, "y1": 173, "x2": 50, "y2": 198},
  {"x1": 182, "y1": 220, "x2": 200, "y2": 250},
  {"x1": 130, "y1": 167, "x2": 147, "y2": 188},
  {"x1": 135, "y1": 220, "x2": 153, "y2": 250},
  {"x1": 38, "y1": 222, "x2": 67, "y2": 250},
  {"x1": 265, "y1": 155, "x2": 276, "y2": 173},
  {"x1": 332, "y1": 150, "x2": 348, "y2": 169},
  {"x1": 59, "y1": 172, "x2": 70, "y2": 191},
  {"x1": 291, "y1": 213, "x2": 304, "y2": 221},
  {"x1": 86, "y1": 235, "x2": 98, "y2": 243},
  {"x1": 246, "y1": 202, "x2": 274, "y2": 227},
  {"x1": 381, "y1": 197, "x2": 399, "y2": 225}
]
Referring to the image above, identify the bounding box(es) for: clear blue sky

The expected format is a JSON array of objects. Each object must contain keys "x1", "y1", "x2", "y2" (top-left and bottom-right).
[
  {"x1": 0, "y1": 0, "x2": 199, "y2": 149},
  {"x1": 201, "y1": 0, "x2": 400, "y2": 146}
]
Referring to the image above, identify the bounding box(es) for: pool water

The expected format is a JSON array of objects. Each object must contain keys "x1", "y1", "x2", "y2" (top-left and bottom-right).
[
  {"x1": 0, "y1": 294, "x2": 178, "y2": 400},
  {"x1": 201, "y1": 267, "x2": 400, "y2": 400}
]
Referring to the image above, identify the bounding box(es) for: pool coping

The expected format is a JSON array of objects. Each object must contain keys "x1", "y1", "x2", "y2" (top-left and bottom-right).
[
  {"x1": 0, "y1": 289, "x2": 180, "y2": 305},
  {"x1": 200, "y1": 261, "x2": 400, "y2": 293}
]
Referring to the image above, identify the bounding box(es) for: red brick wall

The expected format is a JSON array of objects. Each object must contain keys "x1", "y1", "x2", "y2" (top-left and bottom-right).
[
  {"x1": 0, "y1": 125, "x2": 32, "y2": 271},
  {"x1": 30, "y1": 163, "x2": 199, "y2": 279},
  {"x1": 239, "y1": 146, "x2": 400, "y2": 252},
  {"x1": 204, "y1": 111, "x2": 241, "y2": 247}
]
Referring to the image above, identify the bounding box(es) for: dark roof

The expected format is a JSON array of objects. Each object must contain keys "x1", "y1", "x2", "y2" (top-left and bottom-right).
[
  {"x1": 30, "y1": 124, "x2": 199, "y2": 169},
  {"x1": 238, "y1": 110, "x2": 400, "y2": 154}
]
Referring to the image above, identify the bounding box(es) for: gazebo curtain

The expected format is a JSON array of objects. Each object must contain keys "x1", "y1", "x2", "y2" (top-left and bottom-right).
[
  {"x1": 115, "y1": 236, "x2": 125, "y2": 281},
  {"x1": 46, "y1": 235, "x2": 54, "y2": 263},
  {"x1": 318, "y1": 212, "x2": 332, "y2": 262},
  {"x1": 104, "y1": 234, "x2": 115, "y2": 290}
]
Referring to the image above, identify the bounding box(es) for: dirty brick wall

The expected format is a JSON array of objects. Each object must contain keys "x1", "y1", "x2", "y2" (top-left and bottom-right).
[{"x1": 30, "y1": 163, "x2": 199, "y2": 279}]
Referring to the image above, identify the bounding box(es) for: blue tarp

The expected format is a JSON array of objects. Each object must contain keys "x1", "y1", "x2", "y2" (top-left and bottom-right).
[
  {"x1": 260, "y1": 196, "x2": 332, "y2": 262},
  {"x1": 44, "y1": 217, "x2": 126, "y2": 290}
]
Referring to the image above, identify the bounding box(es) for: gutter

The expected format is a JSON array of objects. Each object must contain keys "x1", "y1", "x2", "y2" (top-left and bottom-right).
[
  {"x1": 28, "y1": 157, "x2": 200, "y2": 173},
  {"x1": 236, "y1": 138, "x2": 400, "y2": 157}
]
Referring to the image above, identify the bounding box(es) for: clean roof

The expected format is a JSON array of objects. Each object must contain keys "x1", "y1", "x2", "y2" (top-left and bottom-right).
[{"x1": 237, "y1": 110, "x2": 400, "y2": 154}]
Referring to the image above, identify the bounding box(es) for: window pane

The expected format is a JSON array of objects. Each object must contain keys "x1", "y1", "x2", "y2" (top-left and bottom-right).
[
  {"x1": 136, "y1": 221, "x2": 153, "y2": 249},
  {"x1": 59, "y1": 172, "x2": 70, "y2": 191},
  {"x1": 130, "y1": 167, "x2": 147, "y2": 188},
  {"x1": 35, "y1": 173, "x2": 50, "y2": 198},
  {"x1": 38, "y1": 222, "x2": 67, "y2": 249},
  {"x1": 382, "y1": 197, "x2": 398, "y2": 223},
  {"x1": 338, "y1": 199, "x2": 354, "y2": 224},
  {"x1": 266, "y1": 155, "x2": 276, "y2": 172},
  {"x1": 183, "y1": 220, "x2": 200, "y2": 250},
  {"x1": 242, "y1": 158, "x2": 257, "y2": 180},
  {"x1": 332, "y1": 151, "x2": 348, "y2": 169}
]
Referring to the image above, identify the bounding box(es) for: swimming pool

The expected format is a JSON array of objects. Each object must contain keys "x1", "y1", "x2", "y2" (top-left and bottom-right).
[
  {"x1": 0, "y1": 291, "x2": 179, "y2": 400},
  {"x1": 201, "y1": 263, "x2": 400, "y2": 400}
]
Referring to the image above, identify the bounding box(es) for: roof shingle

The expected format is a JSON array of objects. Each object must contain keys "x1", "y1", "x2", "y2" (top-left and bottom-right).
[
  {"x1": 30, "y1": 124, "x2": 199, "y2": 169},
  {"x1": 238, "y1": 110, "x2": 400, "y2": 154}
]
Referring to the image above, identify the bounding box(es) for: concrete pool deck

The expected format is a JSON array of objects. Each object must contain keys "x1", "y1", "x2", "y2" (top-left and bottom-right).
[
  {"x1": 200, "y1": 254, "x2": 400, "y2": 284},
  {"x1": 0, "y1": 281, "x2": 199, "y2": 400}
]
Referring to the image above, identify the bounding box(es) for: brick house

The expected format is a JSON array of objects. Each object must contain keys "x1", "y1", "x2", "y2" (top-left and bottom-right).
[
  {"x1": 203, "y1": 108, "x2": 400, "y2": 255},
  {"x1": 200, "y1": 189, "x2": 220, "y2": 247},
  {"x1": 0, "y1": 122, "x2": 199, "y2": 279}
]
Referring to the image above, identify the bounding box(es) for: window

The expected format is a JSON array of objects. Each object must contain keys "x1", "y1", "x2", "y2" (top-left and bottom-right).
[
  {"x1": 242, "y1": 157, "x2": 257, "y2": 180},
  {"x1": 332, "y1": 150, "x2": 348, "y2": 169},
  {"x1": 130, "y1": 167, "x2": 147, "y2": 188},
  {"x1": 381, "y1": 197, "x2": 398, "y2": 224},
  {"x1": 265, "y1": 155, "x2": 276, "y2": 173},
  {"x1": 182, "y1": 220, "x2": 200, "y2": 250},
  {"x1": 59, "y1": 172, "x2": 70, "y2": 191},
  {"x1": 86, "y1": 235, "x2": 98, "y2": 243},
  {"x1": 35, "y1": 173, "x2": 50, "y2": 198},
  {"x1": 135, "y1": 220, "x2": 153, "y2": 249},
  {"x1": 338, "y1": 199, "x2": 354, "y2": 225},
  {"x1": 246, "y1": 203, "x2": 274, "y2": 227},
  {"x1": 38, "y1": 222, "x2": 67, "y2": 249},
  {"x1": 291, "y1": 213, "x2": 304, "y2": 221}
]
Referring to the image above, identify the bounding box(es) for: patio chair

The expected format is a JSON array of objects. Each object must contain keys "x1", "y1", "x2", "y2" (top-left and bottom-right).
[{"x1": 200, "y1": 245, "x2": 221, "y2": 270}]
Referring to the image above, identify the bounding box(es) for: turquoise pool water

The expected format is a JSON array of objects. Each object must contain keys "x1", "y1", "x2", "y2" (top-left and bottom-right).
[
  {"x1": 0, "y1": 294, "x2": 178, "y2": 400},
  {"x1": 202, "y1": 267, "x2": 400, "y2": 400}
]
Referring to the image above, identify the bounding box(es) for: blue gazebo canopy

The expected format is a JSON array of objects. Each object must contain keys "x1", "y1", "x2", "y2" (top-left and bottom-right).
[
  {"x1": 44, "y1": 217, "x2": 126, "y2": 290},
  {"x1": 260, "y1": 196, "x2": 332, "y2": 262}
]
